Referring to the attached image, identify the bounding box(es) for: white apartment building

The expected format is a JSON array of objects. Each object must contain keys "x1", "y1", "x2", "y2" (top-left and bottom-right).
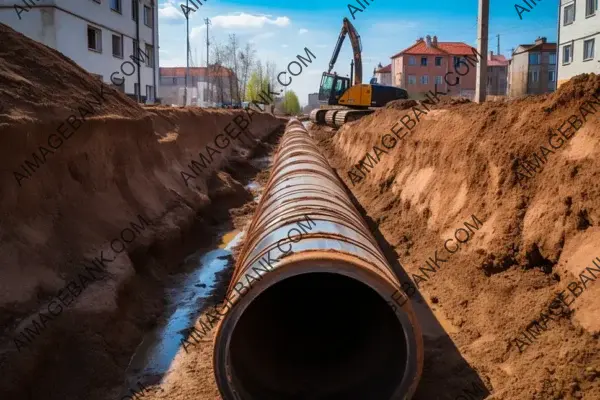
[
  {"x1": 557, "y1": 0, "x2": 599, "y2": 87},
  {"x1": 0, "y1": 0, "x2": 159, "y2": 103}
]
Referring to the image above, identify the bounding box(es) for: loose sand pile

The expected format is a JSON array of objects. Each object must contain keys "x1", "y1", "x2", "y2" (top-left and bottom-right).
[
  {"x1": 0, "y1": 23, "x2": 285, "y2": 400},
  {"x1": 316, "y1": 74, "x2": 600, "y2": 399}
]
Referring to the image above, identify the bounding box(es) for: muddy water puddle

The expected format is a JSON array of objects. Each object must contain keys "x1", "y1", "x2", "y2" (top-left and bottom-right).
[{"x1": 119, "y1": 173, "x2": 266, "y2": 395}]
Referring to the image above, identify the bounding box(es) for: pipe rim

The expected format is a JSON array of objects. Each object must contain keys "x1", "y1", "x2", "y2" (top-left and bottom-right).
[{"x1": 214, "y1": 255, "x2": 422, "y2": 400}]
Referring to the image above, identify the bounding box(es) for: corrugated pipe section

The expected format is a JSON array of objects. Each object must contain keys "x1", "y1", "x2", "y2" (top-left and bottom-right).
[{"x1": 213, "y1": 119, "x2": 423, "y2": 399}]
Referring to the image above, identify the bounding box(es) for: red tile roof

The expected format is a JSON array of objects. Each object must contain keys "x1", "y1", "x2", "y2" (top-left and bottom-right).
[
  {"x1": 391, "y1": 39, "x2": 478, "y2": 58},
  {"x1": 488, "y1": 54, "x2": 509, "y2": 67},
  {"x1": 159, "y1": 66, "x2": 234, "y2": 78},
  {"x1": 375, "y1": 64, "x2": 391, "y2": 73},
  {"x1": 514, "y1": 42, "x2": 556, "y2": 54}
]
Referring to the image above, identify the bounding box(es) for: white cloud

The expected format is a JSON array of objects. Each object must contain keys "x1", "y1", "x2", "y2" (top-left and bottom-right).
[
  {"x1": 298, "y1": 28, "x2": 308, "y2": 35},
  {"x1": 190, "y1": 26, "x2": 204, "y2": 40},
  {"x1": 158, "y1": 2, "x2": 185, "y2": 23},
  {"x1": 248, "y1": 31, "x2": 275, "y2": 43},
  {"x1": 282, "y1": 44, "x2": 289, "y2": 48},
  {"x1": 211, "y1": 13, "x2": 291, "y2": 29}
]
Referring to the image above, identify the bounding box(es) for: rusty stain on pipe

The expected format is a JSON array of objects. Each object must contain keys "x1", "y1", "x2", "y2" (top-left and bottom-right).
[{"x1": 213, "y1": 119, "x2": 423, "y2": 399}]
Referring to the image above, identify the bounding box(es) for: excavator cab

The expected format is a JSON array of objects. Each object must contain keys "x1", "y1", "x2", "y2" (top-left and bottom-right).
[{"x1": 318, "y1": 72, "x2": 350, "y2": 105}]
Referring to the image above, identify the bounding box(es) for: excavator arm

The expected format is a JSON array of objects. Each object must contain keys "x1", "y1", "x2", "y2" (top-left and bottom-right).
[{"x1": 327, "y1": 17, "x2": 363, "y2": 85}]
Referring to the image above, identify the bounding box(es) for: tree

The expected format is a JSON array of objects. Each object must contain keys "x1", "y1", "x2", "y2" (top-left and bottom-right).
[
  {"x1": 282, "y1": 90, "x2": 301, "y2": 115},
  {"x1": 245, "y1": 71, "x2": 269, "y2": 103},
  {"x1": 238, "y1": 42, "x2": 256, "y2": 103},
  {"x1": 265, "y1": 61, "x2": 279, "y2": 94}
]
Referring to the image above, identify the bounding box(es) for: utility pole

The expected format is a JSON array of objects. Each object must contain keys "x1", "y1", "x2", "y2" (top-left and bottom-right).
[
  {"x1": 205, "y1": 18, "x2": 211, "y2": 106},
  {"x1": 184, "y1": 0, "x2": 190, "y2": 107},
  {"x1": 475, "y1": 0, "x2": 489, "y2": 103},
  {"x1": 497, "y1": 34, "x2": 500, "y2": 56}
]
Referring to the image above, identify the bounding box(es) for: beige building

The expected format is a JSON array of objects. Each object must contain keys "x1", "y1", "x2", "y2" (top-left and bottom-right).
[
  {"x1": 374, "y1": 63, "x2": 392, "y2": 86},
  {"x1": 508, "y1": 37, "x2": 557, "y2": 97},
  {"x1": 557, "y1": 0, "x2": 599, "y2": 88}
]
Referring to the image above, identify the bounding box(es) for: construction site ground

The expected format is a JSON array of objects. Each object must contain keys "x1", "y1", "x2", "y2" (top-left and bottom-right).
[{"x1": 1, "y1": 23, "x2": 600, "y2": 400}]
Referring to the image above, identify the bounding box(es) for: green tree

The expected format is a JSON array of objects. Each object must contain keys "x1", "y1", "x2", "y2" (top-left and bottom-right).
[
  {"x1": 282, "y1": 90, "x2": 301, "y2": 115},
  {"x1": 245, "y1": 71, "x2": 270, "y2": 103}
]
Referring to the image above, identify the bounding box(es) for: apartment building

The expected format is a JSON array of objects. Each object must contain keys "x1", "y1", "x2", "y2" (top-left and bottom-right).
[
  {"x1": 487, "y1": 51, "x2": 509, "y2": 95},
  {"x1": 0, "y1": 0, "x2": 159, "y2": 103},
  {"x1": 390, "y1": 35, "x2": 478, "y2": 99},
  {"x1": 557, "y1": 0, "x2": 599, "y2": 87},
  {"x1": 308, "y1": 92, "x2": 319, "y2": 108},
  {"x1": 508, "y1": 37, "x2": 557, "y2": 97},
  {"x1": 374, "y1": 63, "x2": 392, "y2": 86},
  {"x1": 159, "y1": 67, "x2": 238, "y2": 107}
]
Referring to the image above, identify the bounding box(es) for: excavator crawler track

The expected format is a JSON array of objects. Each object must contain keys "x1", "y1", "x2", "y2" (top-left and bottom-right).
[
  {"x1": 325, "y1": 110, "x2": 340, "y2": 127},
  {"x1": 309, "y1": 108, "x2": 328, "y2": 125},
  {"x1": 333, "y1": 109, "x2": 374, "y2": 128}
]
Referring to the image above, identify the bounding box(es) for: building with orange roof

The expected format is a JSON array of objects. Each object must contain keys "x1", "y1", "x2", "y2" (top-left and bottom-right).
[
  {"x1": 374, "y1": 63, "x2": 392, "y2": 86},
  {"x1": 487, "y1": 51, "x2": 509, "y2": 95},
  {"x1": 159, "y1": 66, "x2": 238, "y2": 106},
  {"x1": 390, "y1": 35, "x2": 480, "y2": 99}
]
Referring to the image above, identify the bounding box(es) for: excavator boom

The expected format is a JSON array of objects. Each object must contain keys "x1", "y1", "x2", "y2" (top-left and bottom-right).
[{"x1": 327, "y1": 17, "x2": 362, "y2": 85}]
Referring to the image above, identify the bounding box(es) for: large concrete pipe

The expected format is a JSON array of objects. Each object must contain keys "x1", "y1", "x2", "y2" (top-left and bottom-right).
[{"x1": 213, "y1": 119, "x2": 423, "y2": 399}]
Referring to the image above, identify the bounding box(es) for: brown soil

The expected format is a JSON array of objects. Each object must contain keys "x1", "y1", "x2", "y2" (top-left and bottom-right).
[
  {"x1": 0, "y1": 23, "x2": 286, "y2": 400},
  {"x1": 315, "y1": 74, "x2": 600, "y2": 399}
]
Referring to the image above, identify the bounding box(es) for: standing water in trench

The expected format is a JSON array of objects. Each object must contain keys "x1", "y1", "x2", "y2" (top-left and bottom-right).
[{"x1": 118, "y1": 153, "x2": 272, "y2": 397}]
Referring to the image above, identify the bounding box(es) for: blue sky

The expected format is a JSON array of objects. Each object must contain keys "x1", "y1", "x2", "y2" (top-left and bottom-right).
[{"x1": 158, "y1": 0, "x2": 559, "y2": 105}]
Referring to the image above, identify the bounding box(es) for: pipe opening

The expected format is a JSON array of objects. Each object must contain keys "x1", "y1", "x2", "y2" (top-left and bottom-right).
[{"x1": 229, "y1": 272, "x2": 408, "y2": 399}]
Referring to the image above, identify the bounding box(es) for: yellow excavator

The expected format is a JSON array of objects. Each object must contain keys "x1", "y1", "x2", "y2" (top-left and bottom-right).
[{"x1": 309, "y1": 18, "x2": 408, "y2": 128}]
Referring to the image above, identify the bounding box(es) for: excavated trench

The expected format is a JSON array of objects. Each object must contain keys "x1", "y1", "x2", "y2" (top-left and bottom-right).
[{"x1": 116, "y1": 140, "x2": 280, "y2": 398}]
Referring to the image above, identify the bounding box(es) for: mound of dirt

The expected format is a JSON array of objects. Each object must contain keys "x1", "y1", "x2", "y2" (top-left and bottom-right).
[
  {"x1": 0, "y1": 22, "x2": 286, "y2": 400},
  {"x1": 386, "y1": 99, "x2": 419, "y2": 110},
  {"x1": 317, "y1": 73, "x2": 600, "y2": 399},
  {"x1": 0, "y1": 23, "x2": 142, "y2": 123}
]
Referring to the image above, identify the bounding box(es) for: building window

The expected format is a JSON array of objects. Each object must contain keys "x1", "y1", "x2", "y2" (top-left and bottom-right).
[
  {"x1": 563, "y1": 44, "x2": 573, "y2": 64},
  {"x1": 586, "y1": 0, "x2": 598, "y2": 16},
  {"x1": 87, "y1": 26, "x2": 102, "y2": 52},
  {"x1": 435, "y1": 57, "x2": 442, "y2": 66},
  {"x1": 549, "y1": 52, "x2": 556, "y2": 64},
  {"x1": 529, "y1": 52, "x2": 540, "y2": 65},
  {"x1": 146, "y1": 85, "x2": 155, "y2": 102},
  {"x1": 112, "y1": 34, "x2": 123, "y2": 58},
  {"x1": 145, "y1": 44, "x2": 153, "y2": 67},
  {"x1": 564, "y1": 4, "x2": 575, "y2": 25},
  {"x1": 583, "y1": 39, "x2": 595, "y2": 60},
  {"x1": 172, "y1": 77, "x2": 177, "y2": 84},
  {"x1": 420, "y1": 75, "x2": 429, "y2": 84},
  {"x1": 529, "y1": 70, "x2": 539, "y2": 83},
  {"x1": 408, "y1": 75, "x2": 416, "y2": 85},
  {"x1": 408, "y1": 56, "x2": 416, "y2": 65},
  {"x1": 420, "y1": 57, "x2": 428, "y2": 66},
  {"x1": 131, "y1": 0, "x2": 138, "y2": 20},
  {"x1": 435, "y1": 76, "x2": 442, "y2": 85},
  {"x1": 549, "y1": 70, "x2": 556, "y2": 82},
  {"x1": 144, "y1": 5, "x2": 152, "y2": 27},
  {"x1": 110, "y1": 0, "x2": 121, "y2": 13}
]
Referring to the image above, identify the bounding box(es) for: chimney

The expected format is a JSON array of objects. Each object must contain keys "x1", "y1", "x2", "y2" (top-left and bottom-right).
[
  {"x1": 489, "y1": 50, "x2": 493, "y2": 60},
  {"x1": 432, "y1": 35, "x2": 438, "y2": 47},
  {"x1": 425, "y1": 35, "x2": 432, "y2": 47},
  {"x1": 535, "y1": 36, "x2": 547, "y2": 45},
  {"x1": 417, "y1": 36, "x2": 424, "y2": 43}
]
